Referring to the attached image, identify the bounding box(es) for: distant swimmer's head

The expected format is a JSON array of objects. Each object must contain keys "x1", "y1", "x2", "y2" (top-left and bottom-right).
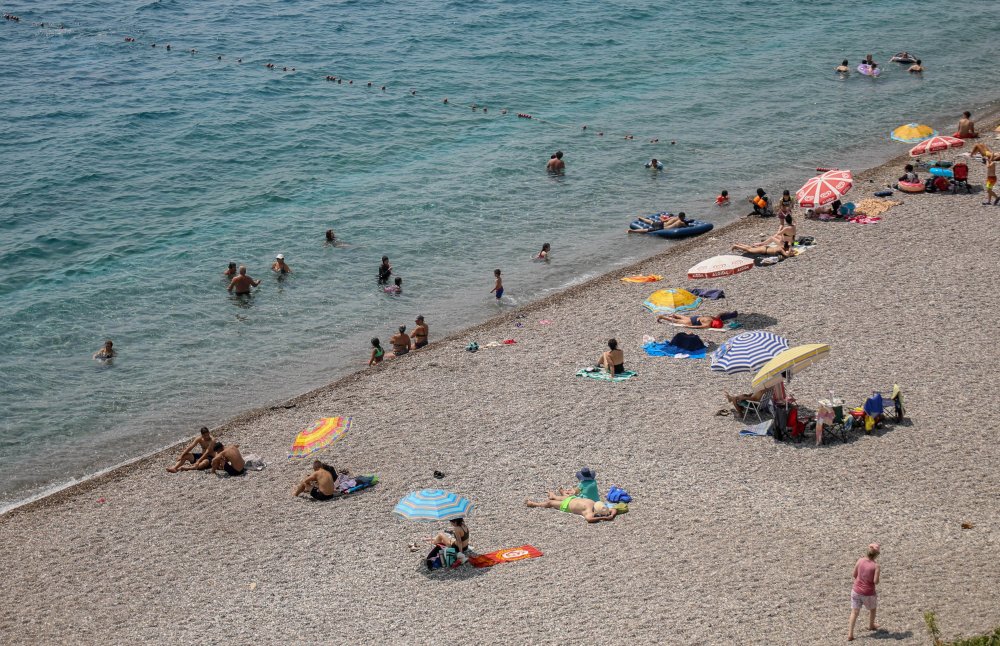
[
  {"x1": 555, "y1": 151, "x2": 563, "y2": 160},
  {"x1": 651, "y1": 158, "x2": 658, "y2": 165},
  {"x1": 721, "y1": 190, "x2": 728, "y2": 197},
  {"x1": 104, "y1": 340, "x2": 114, "y2": 351},
  {"x1": 228, "y1": 262, "x2": 237, "y2": 271},
  {"x1": 276, "y1": 253, "x2": 284, "y2": 261},
  {"x1": 756, "y1": 188, "x2": 765, "y2": 197},
  {"x1": 842, "y1": 59, "x2": 848, "y2": 66},
  {"x1": 239, "y1": 265, "x2": 247, "y2": 275},
  {"x1": 542, "y1": 243, "x2": 550, "y2": 252},
  {"x1": 915, "y1": 59, "x2": 921, "y2": 65},
  {"x1": 394, "y1": 277, "x2": 402, "y2": 286},
  {"x1": 326, "y1": 229, "x2": 335, "y2": 241},
  {"x1": 200, "y1": 426, "x2": 210, "y2": 437},
  {"x1": 382, "y1": 255, "x2": 389, "y2": 263}
]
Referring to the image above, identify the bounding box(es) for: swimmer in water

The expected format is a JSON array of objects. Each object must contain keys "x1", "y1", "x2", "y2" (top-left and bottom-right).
[
  {"x1": 272, "y1": 254, "x2": 292, "y2": 274},
  {"x1": 227, "y1": 266, "x2": 261, "y2": 295},
  {"x1": 907, "y1": 59, "x2": 923, "y2": 73},
  {"x1": 546, "y1": 151, "x2": 565, "y2": 173},
  {"x1": 384, "y1": 276, "x2": 402, "y2": 294},
  {"x1": 325, "y1": 229, "x2": 336, "y2": 243},
  {"x1": 491, "y1": 269, "x2": 504, "y2": 301},
  {"x1": 223, "y1": 262, "x2": 238, "y2": 278},
  {"x1": 378, "y1": 256, "x2": 392, "y2": 285},
  {"x1": 835, "y1": 59, "x2": 850, "y2": 73},
  {"x1": 645, "y1": 158, "x2": 663, "y2": 170},
  {"x1": 537, "y1": 242, "x2": 551, "y2": 261},
  {"x1": 716, "y1": 190, "x2": 730, "y2": 206},
  {"x1": 93, "y1": 340, "x2": 115, "y2": 360}
]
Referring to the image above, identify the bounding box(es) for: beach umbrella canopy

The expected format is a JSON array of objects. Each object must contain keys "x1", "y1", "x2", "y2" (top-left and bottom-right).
[
  {"x1": 642, "y1": 288, "x2": 702, "y2": 314},
  {"x1": 750, "y1": 343, "x2": 831, "y2": 391},
  {"x1": 688, "y1": 255, "x2": 754, "y2": 279},
  {"x1": 288, "y1": 417, "x2": 352, "y2": 459},
  {"x1": 393, "y1": 489, "x2": 473, "y2": 521},
  {"x1": 909, "y1": 135, "x2": 964, "y2": 157},
  {"x1": 710, "y1": 331, "x2": 790, "y2": 374},
  {"x1": 891, "y1": 123, "x2": 936, "y2": 143},
  {"x1": 796, "y1": 169, "x2": 853, "y2": 208}
]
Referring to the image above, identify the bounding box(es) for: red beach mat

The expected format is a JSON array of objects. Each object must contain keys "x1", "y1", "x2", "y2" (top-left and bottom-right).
[{"x1": 468, "y1": 545, "x2": 543, "y2": 568}]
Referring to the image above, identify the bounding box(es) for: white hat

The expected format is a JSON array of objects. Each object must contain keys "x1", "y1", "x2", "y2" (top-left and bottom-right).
[{"x1": 276, "y1": 254, "x2": 284, "y2": 260}]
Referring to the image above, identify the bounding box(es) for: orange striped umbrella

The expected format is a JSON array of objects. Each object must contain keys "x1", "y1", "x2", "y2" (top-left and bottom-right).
[{"x1": 288, "y1": 417, "x2": 351, "y2": 459}]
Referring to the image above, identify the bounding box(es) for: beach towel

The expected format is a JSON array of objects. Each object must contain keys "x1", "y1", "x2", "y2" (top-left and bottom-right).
[
  {"x1": 243, "y1": 455, "x2": 266, "y2": 471},
  {"x1": 483, "y1": 339, "x2": 517, "y2": 348},
  {"x1": 621, "y1": 274, "x2": 663, "y2": 283},
  {"x1": 469, "y1": 545, "x2": 543, "y2": 569},
  {"x1": 846, "y1": 215, "x2": 881, "y2": 224},
  {"x1": 575, "y1": 368, "x2": 637, "y2": 382},
  {"x1": 642, "y1": 341, "x2": 706, "y2": 359},
  {"x1": 667, "y1": 322, "x2": 729, "y2": 333},
  {"x1": 854, "y1": 198, "x2": 901, "y2": 218},
  {"x1": 688, "y1": 288, "x2": 725, "y2": 300},
  {"x1": 337, "y1": 474, "x2": 378, "y2": 496},
  {"x1": 739, "y1": 420, "x2": 773, "y2": 437}
]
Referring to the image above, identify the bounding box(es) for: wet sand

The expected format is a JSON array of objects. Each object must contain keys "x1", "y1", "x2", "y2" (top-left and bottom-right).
[{"x1": 3, "y1": 131, "x2": 1000, "y2": 644}]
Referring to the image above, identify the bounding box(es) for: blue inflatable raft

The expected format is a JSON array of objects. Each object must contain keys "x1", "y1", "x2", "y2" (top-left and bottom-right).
[{"x1": 629, "y1": 214, "x2": 714, "y2": 239}]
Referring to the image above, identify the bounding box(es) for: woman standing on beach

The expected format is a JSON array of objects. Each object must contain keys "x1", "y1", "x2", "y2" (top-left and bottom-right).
[{"x1": 847, "y1": 543, "x2": 881, "y2": 641}]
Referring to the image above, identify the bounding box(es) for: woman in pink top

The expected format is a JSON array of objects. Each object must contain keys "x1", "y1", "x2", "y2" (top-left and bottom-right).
[{"x1": 848, "y1": 543, "x2": 881, "y2": 641}]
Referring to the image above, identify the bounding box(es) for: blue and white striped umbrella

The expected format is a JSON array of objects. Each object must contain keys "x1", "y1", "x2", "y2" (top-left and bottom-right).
[
  {"x1": 710, "y1": 331, "x2": 789, "y2": 374},
  {"x1": 393, "y1": 489, "x2": 473, "y2": 521}
]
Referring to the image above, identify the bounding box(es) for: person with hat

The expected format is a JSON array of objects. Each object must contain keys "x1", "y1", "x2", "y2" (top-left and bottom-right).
[
  {"x1": 411, "y1": 315, "x2": 429, "y2": 349},
  {"x1": 574, "y1": 468, "x2": 600, "y2": 502},
  {"x1": 272, "y1": 254, "x2": 292, "y2": 274},
  {"x1": 847, "y1": 543, "x2": 882, "y2": 641}
]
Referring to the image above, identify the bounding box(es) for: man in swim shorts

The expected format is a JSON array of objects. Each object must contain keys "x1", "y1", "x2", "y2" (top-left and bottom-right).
[
  {"x1": 210, "y1": 442, "x2": 246, "y2": 476},
  {"x1": 525, "y1": 491, "x2": 618, "y2": 523},
  {"x1": 491, "y1": 269, "x2": 504, "y2": 301},
  {"x1": 955, "y1": 111, "x2": 978, "y2": 138},
  {"x1": 412, "y1": 315, "x2": 429, "y2": 349},
  {"x1": 227, "y1": 266, "x2": 261, "y2": 295},
  {"x1": 167, "y1": 426, "x2": 215, "y2": 473},
  {"x1": 292, "y1": 460, "x2": 337, "y2": 500}
]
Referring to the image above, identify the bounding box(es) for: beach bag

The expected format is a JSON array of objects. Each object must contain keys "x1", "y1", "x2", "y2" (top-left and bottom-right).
[
  {"x1": 426, "y1": 545, "x2": 458, "y2": 570},
  {"x1": 796, "y1": 235, "x2": 815, "y2": 246}
]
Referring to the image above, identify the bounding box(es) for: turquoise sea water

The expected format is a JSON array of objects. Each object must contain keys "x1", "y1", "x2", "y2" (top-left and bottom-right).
[{"x1": 1, "y1": 0, "x2": 998, "y2": 506}]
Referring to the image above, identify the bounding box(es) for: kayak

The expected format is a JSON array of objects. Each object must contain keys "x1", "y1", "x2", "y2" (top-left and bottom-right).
[{"x1": 629, "y1": 217, "x2": 714, "y2": 238}]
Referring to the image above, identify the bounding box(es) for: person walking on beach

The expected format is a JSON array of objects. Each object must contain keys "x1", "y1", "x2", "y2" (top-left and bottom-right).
[
  {"x1": 390, "y1": 325, "x2": 410, "y2": 357},
  {"x1": 210, "y1": 442, "x2": 246, "y2": 476},
  {"x1": 491, "y1": 269, "x2": 504, "y2": 302},
  {"x1": 412, "y1": 315, "x2": 429, "y2": 349},
  {"x1": 546, "y1": 151, "x2": 565, "y2": 173},
  {"x1": 983, "y1": 153, "x2": 997, "y2": 206},
  {"x1": 93, "y1": 340, "x2": 116, "y2": 360},
  {"x1": 167, "y1": 426, "x2": 215, "y2": 473},
  {"x1": 272, "y1": 254, "x2": 292, "y2": 274},
  {"x1": 847, "y1": 543, "x2": 881, "y2": 641},
  {"x1": 378, "y1": 255, "x2": 392, "y2": 285},
  {"x1": 227, "y1": 266, "x2": 261, "y2": 295}
]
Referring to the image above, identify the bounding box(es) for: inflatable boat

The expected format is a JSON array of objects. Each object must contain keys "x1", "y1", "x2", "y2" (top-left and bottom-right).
[
  {"x1": 890, "y1": 53, "x2": 917, "y2": 64},
  {"x1": 897, "y1": 181, "x2": 925, "y2": 193},
  {"x1": 629, "y1": 216, "x2": 714, "y2": 238},
  {"x1": 858, "y1": 63, "x2": 881, "y2": 77}
]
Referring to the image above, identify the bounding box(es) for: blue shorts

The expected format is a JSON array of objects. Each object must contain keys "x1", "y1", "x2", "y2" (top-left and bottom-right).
[{"x1": 495, "y1": 288, "x2": 504, "y2": 300}]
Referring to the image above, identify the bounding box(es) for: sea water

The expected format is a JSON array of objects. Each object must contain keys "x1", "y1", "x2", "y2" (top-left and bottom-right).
[{"x1": 1, "y1": 0, "x2": 998, "y2": 507}]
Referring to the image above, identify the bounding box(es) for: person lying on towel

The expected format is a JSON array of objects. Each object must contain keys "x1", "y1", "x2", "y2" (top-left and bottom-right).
[
  {"x1": 656, "y1": 311, "x2": 737, "y2": 329},
  {"x1": 525, "y1": 492, "x2": 618, "y2": 523}
]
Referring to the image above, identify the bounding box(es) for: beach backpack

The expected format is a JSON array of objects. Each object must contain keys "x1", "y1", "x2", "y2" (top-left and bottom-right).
[{"x1": 425, "y1": 545, "x2": 458, "y2": 571}]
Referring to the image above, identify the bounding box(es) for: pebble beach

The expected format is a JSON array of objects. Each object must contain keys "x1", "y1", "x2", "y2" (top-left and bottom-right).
[{"x1": 3, "y1": 126, "x2": 1000, "y2": 644}]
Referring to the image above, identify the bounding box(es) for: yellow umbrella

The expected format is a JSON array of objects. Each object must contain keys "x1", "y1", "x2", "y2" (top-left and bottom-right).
[
  {"x1": 890, "y1": 123, "x2": 936, "y2": 143},
  {"x1": 642, "y1": 288, "x2": 702, "y2": 314},
  {"x1": 750, "y1": 344, "x2": 830, "y2": 391}
]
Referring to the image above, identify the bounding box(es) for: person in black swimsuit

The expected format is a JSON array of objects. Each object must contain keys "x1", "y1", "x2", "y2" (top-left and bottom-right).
[
  {"x1": 598, "y1": 338, "x2": 625, "y2": 377},
  {"x1": 378, "y1": 255, "x2": 392, "y2": 285},
  {"x1": 448, "y1": 517, "x2": 470, "y2": 562}
]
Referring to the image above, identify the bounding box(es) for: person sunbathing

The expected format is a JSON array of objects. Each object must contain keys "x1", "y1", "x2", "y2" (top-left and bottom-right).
[
  {"x1": 292, "y1": 460, "x2": 338, "y2": 500},
  {"x1": 725, "y1": 389, "x2": 765, "y2": 406},
  {"x1": 657, "y1": 313, "x2": 728, "y2": 329},
  {"x1": 525, "y1": 492, "x2": 618, "y2": 523},
  {"x1": 732, "y1": 240, "x2": 793, "y2": 258},
  {"x1": 628, "y1": 212, "x2": 689, "y2": 233}
]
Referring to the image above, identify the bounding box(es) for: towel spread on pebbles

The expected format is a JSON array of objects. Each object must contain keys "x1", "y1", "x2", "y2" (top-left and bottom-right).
[{"x1": 854, "y1": 198, "x2": 902, "y2": 218}]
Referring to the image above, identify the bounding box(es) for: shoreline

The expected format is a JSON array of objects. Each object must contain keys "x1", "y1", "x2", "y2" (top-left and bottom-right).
[{"x1": 5, "y1": 106, "x2": 999, "y2": 518}]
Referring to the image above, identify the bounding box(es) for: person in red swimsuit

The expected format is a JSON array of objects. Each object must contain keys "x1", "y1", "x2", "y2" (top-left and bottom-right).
[{"x1": 954, "y1": 111, "x2": 979, "y2": 138}]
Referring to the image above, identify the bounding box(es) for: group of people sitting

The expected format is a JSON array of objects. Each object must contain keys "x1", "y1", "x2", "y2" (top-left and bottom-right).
[
  {"x1": 292, "y1": 460, "x2": 375, "y2": 500},
  {"x1": 166, "y1": 426, "x2": 246, "y2": 476},
  {"x1": 732, "y1": 212, "x2": 797, "y2": 258},
  {"x1": 369, "y1": 315, "x2": 430, "y2": 366}
]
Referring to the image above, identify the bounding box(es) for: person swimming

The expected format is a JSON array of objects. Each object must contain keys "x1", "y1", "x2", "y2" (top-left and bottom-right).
[
  {"x1": 836, "y1": 59, "x2": 850, "y2": 73},
  {"x1": 536, "y1": 243, "x2": 551, "y2": 261}
]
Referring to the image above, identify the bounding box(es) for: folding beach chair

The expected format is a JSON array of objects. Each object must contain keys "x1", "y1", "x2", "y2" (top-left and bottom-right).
[{"x1": 737, "y1": 389, "x2": 772, "y2": 423}]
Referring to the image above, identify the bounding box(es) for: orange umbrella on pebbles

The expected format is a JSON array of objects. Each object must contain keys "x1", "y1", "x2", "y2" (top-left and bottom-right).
[
  {"x1": 909, "y1": 135, "x2": 964, "y2": 157},
  {"x1": 796, "y1": 169, "x2": 853, "y2": 208}
]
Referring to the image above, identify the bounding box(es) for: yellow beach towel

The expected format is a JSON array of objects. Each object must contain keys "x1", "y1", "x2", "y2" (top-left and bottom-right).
[
  {"x1": 855, "y1": 198, "x2": 901, "y2": 218},
  {"x1": 621, "y1": 274, "x2": 663, "y2": 283}
]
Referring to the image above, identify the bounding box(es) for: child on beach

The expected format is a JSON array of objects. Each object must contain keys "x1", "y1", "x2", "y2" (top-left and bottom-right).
[
  {"x1": 847, "y1": 543, "x2": 881, "y2": 641},
  {"x1": 777, "y1": 190, "x2": 794, "y2": 217},
  {"x1": 491, "y1": 269, "x2": 504, "y2": 302},
  {"x1": 369, "y1": 338, "x2": 384, "y2": 366},
  {"x1": 715, "y1": 190, "x2": 730, "y2": 206}
]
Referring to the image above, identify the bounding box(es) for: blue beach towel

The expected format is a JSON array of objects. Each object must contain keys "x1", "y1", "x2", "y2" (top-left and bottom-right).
[
  {"x1": 575, "y1": 368, "x2": 637, "y2": 382},
  {"x1": 642, "y1": 341, "x2": 706, "y2": 359},
  {"x1": 689, "y1": 288, "x2": 725, "y2": 300}
]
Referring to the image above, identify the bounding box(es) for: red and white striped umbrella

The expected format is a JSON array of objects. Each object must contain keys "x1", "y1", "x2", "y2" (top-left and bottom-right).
[
  {"x1": 688, "y1": 255, "x2": 754, "y2": 279},
  {"x1": 909, "y1": 135, "x2": 964, "y2": 157},
  {"x1": 795, "y1": 169, "x2": 853, "y2": 208}
]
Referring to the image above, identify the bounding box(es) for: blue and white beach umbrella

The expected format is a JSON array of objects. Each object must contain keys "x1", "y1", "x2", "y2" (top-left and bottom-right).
[
  {"x1": 393, "y1": 489, "x2": 473, "y2": 521},
  {"x1": 710, "y1": 331, "x2": 789, "y2": 374}
]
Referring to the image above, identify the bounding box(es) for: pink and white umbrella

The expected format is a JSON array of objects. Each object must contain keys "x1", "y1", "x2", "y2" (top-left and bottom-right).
[
  {"x1": 909, "y1": 135, "x2": 964, "y2": 157},
  {"x1": 796, "y1": 169, "x2": 853, "y2": 208},
  {"x1": 688, "y1": 255, "x2": 754, "y2": 279}
]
